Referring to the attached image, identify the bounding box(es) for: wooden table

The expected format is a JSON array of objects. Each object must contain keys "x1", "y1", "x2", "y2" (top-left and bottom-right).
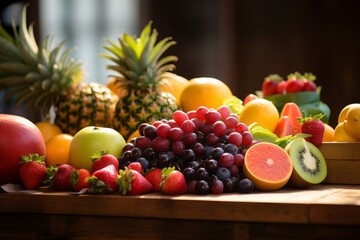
[{"x1": 0, "y1": 184, "x2": 359, "y2": 239}]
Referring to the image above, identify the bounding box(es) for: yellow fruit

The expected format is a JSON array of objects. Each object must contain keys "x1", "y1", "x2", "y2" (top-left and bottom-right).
[
  {"x1": 160, "y1": 72, "x2": 189, "y2": 105},
  {"x1": 334, "y1": 121, "x2": 359, "y2": 142},
  {"x1": 338, "y1": 103, "x2": 360, "y2": 123},
  {"x1": 106, "y1": 77, "x2": 127, "y2": 98},
  {"x1": 45, "y1": 133, "x2": 73, "y2": 167},
  {"x1": 127, "y1": 129, "x2": 140, "y2": 143},
  {"x1": 343, "y1": 104, "x2": 360, "y2": 138},
  {"x1": 239, "y1": 98, "x2": 279, "y2": 133},
  {"x1": 180, "y1": 77, "x2": 233, "y2": 112},
  {"x1": 35, "y1": 121, "x2": 62, "y2": 143},
  {"x1": 322, "y1": 123, "x2": 335, "y2": 142}
]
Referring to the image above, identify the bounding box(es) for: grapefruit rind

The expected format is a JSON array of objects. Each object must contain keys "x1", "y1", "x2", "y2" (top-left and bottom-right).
[{"x1": 244, "y1": 142, "x2": 293, "y2": 191}]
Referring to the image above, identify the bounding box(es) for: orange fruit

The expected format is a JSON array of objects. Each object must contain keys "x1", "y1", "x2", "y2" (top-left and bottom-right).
[
  {"x1": 160, "y1": 72, "x2": 189, "y2": 105},
  {"x1": 343, "y1": 104, "x2": 360, "y2": 138},
  {"x1": 322, "y1": 123, "x2": 335, "y2": 142},
  {"x1": 127, "y1": 129, "x2": 140, "y2": 143},
  {"x1": 180, "y1": 77, "x2": 232, "y2": 112},
  {"x1": 338, "y1": 103, "x2": 360, "y2": 124},
  {"x1": 334, "y1": 121, "x2": 359, "y2": 142},
  {"x1": 35, "y1": 121, "x2": 62, "y2": 143},
  {"x1": 45, "y1": 133, "x2": 73, "y2": 167},
  {"x1": 244, "y1": 142, "x2": 293, "y2": 191},
  {"x1": 106, "y1": 77, "x2": 127, "y2": 98},
  {"x1": 239, "y1": 98, "x2": 280, "y2": 133}
]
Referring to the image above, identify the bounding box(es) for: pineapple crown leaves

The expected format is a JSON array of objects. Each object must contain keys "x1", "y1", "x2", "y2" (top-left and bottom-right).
[
  {"x1": 0, "y1": 5, "x2": 83, "y2": 116},
  {"x1": 19, "y1": 153, "x2": 45, "y2": 165},
  {"x1": 101, "y1": 21, "x2": 178, "y2": 90},
  {"x1": 297, "y1": 113, "x2": 324, "y2": 124}
]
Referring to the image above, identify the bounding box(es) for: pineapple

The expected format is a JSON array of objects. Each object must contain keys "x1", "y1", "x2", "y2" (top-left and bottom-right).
[
  {"x1": 102, "y1": 21, "x2": 179, "y2": 139},
  {"x1": 0, "y1": 6, "x2": 118, "y2": 135}
]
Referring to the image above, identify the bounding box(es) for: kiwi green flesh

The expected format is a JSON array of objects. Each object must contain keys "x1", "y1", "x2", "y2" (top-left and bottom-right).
[{"x1": 288, "y1": 138, "x2": 327, "y2": 187}]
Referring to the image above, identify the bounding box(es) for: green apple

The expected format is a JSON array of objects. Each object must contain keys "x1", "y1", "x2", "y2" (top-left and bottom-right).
[{"x1": 69, "y1": 126, "x2": 126, "y2": 171}]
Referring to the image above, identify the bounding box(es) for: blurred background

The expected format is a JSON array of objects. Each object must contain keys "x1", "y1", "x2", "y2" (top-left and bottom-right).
[{"x1": 1, "y1": 0, "x2": 360, "y2": 126}]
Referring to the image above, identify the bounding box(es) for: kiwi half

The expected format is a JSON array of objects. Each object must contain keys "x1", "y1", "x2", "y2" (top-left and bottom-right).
[{"x1": 286, "y1": 138, "x2": 327, "y2": 187}]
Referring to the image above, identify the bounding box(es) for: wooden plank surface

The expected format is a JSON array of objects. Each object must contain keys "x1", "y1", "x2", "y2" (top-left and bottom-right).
[{"x1": 1, "y1": 184, "x2": 359, "y2": 225}]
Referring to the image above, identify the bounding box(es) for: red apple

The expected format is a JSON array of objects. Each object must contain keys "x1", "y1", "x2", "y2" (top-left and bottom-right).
[{"x1": 0, "y1": 114, "x2": 46, "y2": 184}]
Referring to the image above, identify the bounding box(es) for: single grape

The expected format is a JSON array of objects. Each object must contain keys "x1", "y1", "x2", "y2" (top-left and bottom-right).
[
  {"x1": 183, "y1": 167, "x2": 196, "y2": 182},
  {"x1": 171, "y1": 140, "x2": 185, "y2": 155},
  {"x1": 151, "y1": 137, "x2": 170, "y2": 152},
  {"x1": 130, "y1": 147, "x2": 142, "y2": 160},
  {"x1": 206, "y1": 132, "x2": 219, "y2": 146},
  {"x1": 194, "y1": 131, "x2": 205, "y2": 143},
  {"x1": 186, "y1": 160, "x2": 200, "y2": 170},
  {"x1": 227, "y1": 132, "x2": 243, "y2": 146},
  {"x1": 211, "y1": 147, "x2": 225, "y2": 160},
  {"x1": 173, "y1": 110, "x2": 189, "y2": 125},
  {"x1": 136, "y1": 157, "x2": 149, "y2": 170},
  {"x1": 199, "y1": 122, "x2": 213, "y2": 136},
  {"x1": 157, "y1": 123, "x2": 171, "y2": 138},
  {"x1": 204, "y1": 159, "x2": 219, "y2": 173},
  {"x1": 196, "y1": 167, "x2": 209, "y2": 181},
  {"x1": 182, "y1": 132, "x2": 197, "y2": 147},
  {"x1": 218, "y1": 135, "x2": 228, "y2": 144},
  {"x1": 224, "y1": 143, "x2": 238, "y2": 155},
  {"x1": 143, "y1": 125, "x2": 158, "y2": 139},
  {"x1": 219, "y1": 152, "x2": 235, "y2": 167},
  {"x1": 122, "y1": 143, "x2": 135, "y2": 152},
  {"x1": 152, "y1": 120, "x2": 163, "y2": 128},
  {"x1": 216, "y1": 167, "x2": 231, "y2": 181},
  {"x1": 203, "y1": 146, "x2": 214, "y2": 159},
  {"x1": 138, "y1": 123, "x2": 150, "y2": 136},
  {"x1": 195, "y1": 180, "x2": 210, "y2": 194},
  {"x1": 134, "y1": 136, "x2": 152, "y2": 149},
  {"x1": 181, "y1": 119, "x2": 196, "y2": 133},
  {"x1": 195, "y1": 106, "x2": 209, "y2": 121},
  {"x1": 241, "y1": 131, "x2": 253, "y2": 147},
  {"x1": 224, "y1": 116, "x2": 239, "y2": 129},
  {"x1": 235, "y1": 122, "x2": 249, "y2": 134},
  {"x1": 223, "y1": 178, "x2": 235, "y2": 193},
  {"x1": 169, "y1": 127, "x2": 184, "y2": 142},
  {"x1": 228, "y1": 164, "x2": 239, "y2": 176},
  {"x1": 122, "y1": 150, "x2": 133, "y2": 162},
  {"x1": 208, "y1": 174, "x2": 219, "y2": 185},
  {"x1": 234, "y1": 153, "x2": 244, "y2": 167},
  {"x1": 156, "y1": 153, "x2": 170, "y2": 168},
  {"x1": 211, "y1": 179, "x2": 224, "y2": 194},
  {"x1": 181, "y1": 148, "x2": 196, "y2": 162},
  {"x1": 205, "y1": 109, "x2": 221, "y2": 124},
  {"x1": 186, "y1": 110, "x2": 197, "y2": 119},
  {"x1": 187, "y1": 180, "x2": 198, "y2": 194},
  {"x1": 238, "y1": 178, "x2": 255, "y2": 193},
  {"x1": 191, "y1": 118, "x2": 203, "y2": 131},
  {"x1": 192, "y1": 142, "x2": 204, "y2": 157},
  {"x1": 217, "y1": 105, "x2": 231, "y2": 120},
  {"x1": 167, "y1": 119, "x2": 180, "y2": 129},
  {"x1": 213, "y1": 120, "x2": 227, "y2": 136}
]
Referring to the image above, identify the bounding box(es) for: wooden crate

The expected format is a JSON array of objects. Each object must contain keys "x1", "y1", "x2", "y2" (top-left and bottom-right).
[{"x1": 319, "y1": 142, "x2": 360, "y2": 184}]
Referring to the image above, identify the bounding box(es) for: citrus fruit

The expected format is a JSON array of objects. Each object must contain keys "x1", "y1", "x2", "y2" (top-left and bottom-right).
[
  {"x1": 35, "y1": 121, "x2": 62, "y2": 143},
  {"x1": 127, "y1": 129, "x2": 140, "y2": 142},
  {"x1": 45, "y1": 133, "x2": 73, "y2": 167},
  {"x1": 106, "y1": 76, "x2": 126, "y2": 98},
  {"x1": 160, "y1": 72, "x2": 189, "y2": 105},
  {"x1": 180, "y1": 77, "x2": 232, "y2": 112},
  {"x1": 243, "y1": 142, "x2": 293, "y2": 191},
  {"x1": 239, "y1": 98, "x2": 280, "y2": 133},
  {"x1": 334, "y1": 121, "x2": 359, "y2": 142},
  {"x1": 322, "y1": 123, "x2": 335, "y2": 142},
  {"x1": 343, "y1": 104, "x2": 360, "y2": 138},
  {"x1": 338, "y1": 103, "x2": 360, "y2": 124}
]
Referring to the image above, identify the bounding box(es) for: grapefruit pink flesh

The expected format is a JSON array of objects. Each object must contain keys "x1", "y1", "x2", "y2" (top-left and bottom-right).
[{"x1": 244, "y1": 142, "x2": 293, "y2": 191}]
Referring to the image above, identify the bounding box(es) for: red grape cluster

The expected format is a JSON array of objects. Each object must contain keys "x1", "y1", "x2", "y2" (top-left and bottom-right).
[{"x1": 119, "y1": 105, "x2": 255, "y2": 194}]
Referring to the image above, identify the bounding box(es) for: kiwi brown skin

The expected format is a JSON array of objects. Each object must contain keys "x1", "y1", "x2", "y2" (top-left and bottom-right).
[{"x1": 286, "y1": 138, "x2": 327, "y2": 187}]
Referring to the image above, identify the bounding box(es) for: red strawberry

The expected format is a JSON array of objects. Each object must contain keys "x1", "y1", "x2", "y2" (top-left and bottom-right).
[
  {"x1": 91, "y1": 151, "x2": 119, "y2": 173},
  {"x1": 19, "y1": 154, "x2": 46, "y2": 190},
  {"x1": 71, "y1": 168, "x2": 91, "y2": 192},
  {"x1": 117, "y1": 167, "x2": 153, "y2": 195},
  {"x1": 161, "y1": 167, "x2": 187, "y2": 195},
  {"x1": 276, "y1": 80, "x2": 288, "y2": 94},
  {"x1": 128, "y1": 162, "x2": 142, "y2": 173},
  {"x1": 298, "y1": 114, "x2": 325, "y2": 147},
  {"x1": 87, "y1": 164, "x2": 118, "y2": 193},
  {"x1": 144, "y1": 168, "x2": 163, "y2": 192},
  {"x1": 303, "y1": 80, "x2": 317, "y2": 91},
  {"x1": 46, "y1": 164, "x2": 75, "y2": 191},
  {"x1": 285, "y1": 79, "x2": 305, "y2": 93},
  {"x1": 262, "y1": 74, "x2": 282, "y2": 96}
]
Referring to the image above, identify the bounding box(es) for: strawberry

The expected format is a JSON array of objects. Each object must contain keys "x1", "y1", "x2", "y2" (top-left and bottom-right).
[
  {"x1": 161, "y1": 167, "x2": 187, "y2": 195},
  {"x1": 91, "y1": 151, "x2": 119, "y2": 173},
  {"x1": 71, "y1": 168, "x2": 91, "y2": 192},
  {"x1": 19, "y1": 154, "x2": 46, "y2": 190},
  {"x1": 276, "y1": 80, "x2": 288, "y2": 94},
  {"x1": 117, "y1": 167, "x2": 153, "y2": 195},
  {"x1": 303, "y1": 80, "x2": 317, "y2": 91},
  {"x1": 261, "y1": 74, "x2": 282, "y2": 96},
  {"x1": 128, "y1": 162, "x2": 142, "y2": 173},
  {"x1": 45, "y1": 164, "x2": 75, "y2": 191},
  {"x1": 87, "y1": 164, "x2": 118, "y2": 193},
  {"x1": 143, "y1": 168, "x2": 162, "y2": 192},
  {"x1": 298, "y1": 114, "x2": 325, "y2": 147},
  {"x1": 285, "y1": 79, "x2": 305, "y2": 93}
]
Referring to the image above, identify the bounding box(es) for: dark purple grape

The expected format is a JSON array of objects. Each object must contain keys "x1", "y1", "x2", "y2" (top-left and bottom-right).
[
  {"x1": 181, "y1": 148, "x2": 196, "y2": 162},
  {"x1": 134, "y1": 136, "x2": 152, "y2": 149},
  {"x1": 204, "y1": 159, "x2": 219, "y2": 173},
  {"x1": 122, "y1": 143, "x2": 134, "y2": 152},
  {"x1": 138, "y1": 123, "x2": 150, "y2": 136},
  {"x1": 211, "y1": 147, "x2": 225, "y2": 160},
  {"x1": 136, "y1": 157, "x2": 149, "y2": 170},
  {"x1": 182, "y1": 167, "x2": 196, "y2": 182},
  {"x1": 143, "y1": 148, "x2": 157, "y2": 160},
  {"x1": 223, "y1": 178, "x2": 235, "y2": 193},
  {"x1": 194, "y1": 131, "x2": 205, "y2": 143},
  {"x1": 187, "y1": 180, "x2": 198, "y2": 194},
  {"x1": 206, "y1": 132, "x2": 219, "y2": 146},
  {"x1": 171, "y1": 140, "x2": 185, "y2": 155},
  {"x1": 143, "y1": 125, "x2": 157, "y2": 139},
  {"x1": 195, "y1": 180, "x2": 210, "y2": 194},
  {"x1": 185, "y1": 160, "x2": 200, "y2": 170},
  {"x1": 211, "y1": 179, "x2": 224, "y2": 194},
  {"x1": 199, "y1": 122, "x2": 213, "y2": 136},
  {"x1": 130, "y1": 147, "x2": 142, "y2": 160},
  {"x1": 122, "y1": 150, "x2": 133, "y2": 162},
  {"x1": 192, "y1": 142, "x2": 204, "y2": 157},
  {"x1": 152, "y1": 137, "x2": 170, "y2": 152},
  {"x1": 203, "y1": 146, "x2": 214, "y2": 159},
  {"x1": 218, "y1": 135, "x2": 228, "y2": 144},
  {"x1": 182, "y1": 132, "x2": 197, "y2": 147},
  {"x1": 196, "y1": 167, "x2": 209, "y2": 181},
  {"x1": 156, "y1": 153, "x2": 170, "y2": 168},
  {"x1": 238, "y1": 178, "x2": 255, "y2": 193},
  {"x1": 216, "y1": 167, "x2": 231, "y2": 181},
  {"x1": 208, "y1": 174, "x2": 219, "y2": 185},
  {"x1": 224, "y1": 143, "x2": 238, "y2": 155}
]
